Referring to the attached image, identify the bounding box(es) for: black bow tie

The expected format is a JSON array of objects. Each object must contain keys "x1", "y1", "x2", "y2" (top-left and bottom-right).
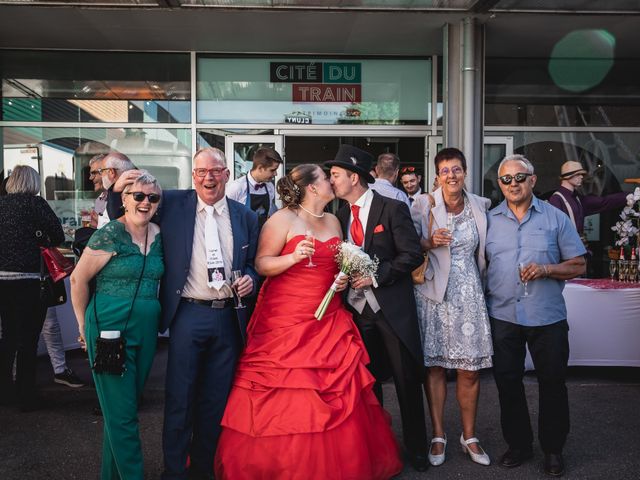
[{"x1": 254, "y1": 183, "x2": 266, "y2": 190}]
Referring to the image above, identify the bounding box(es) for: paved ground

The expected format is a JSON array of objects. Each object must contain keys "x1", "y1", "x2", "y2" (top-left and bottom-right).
[{"x1": 1, "y1": 340, "x2": 639, "y2": 479}]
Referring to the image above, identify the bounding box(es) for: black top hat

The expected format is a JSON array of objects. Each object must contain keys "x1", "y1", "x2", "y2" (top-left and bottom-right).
[{"x1": 324, "y1": 144, "x2": 375, "y2": 184}]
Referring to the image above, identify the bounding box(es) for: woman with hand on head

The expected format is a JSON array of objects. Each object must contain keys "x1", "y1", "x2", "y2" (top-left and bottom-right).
[
  {"x1": 411, "y1": 148, "x2": 493, "y2": 467},
  {"x1": 71, "y1": 172, "x2": 164, "y2": 480},
  {"x1": 215, "y1": 164, "x2": 402, "y2": 480}
]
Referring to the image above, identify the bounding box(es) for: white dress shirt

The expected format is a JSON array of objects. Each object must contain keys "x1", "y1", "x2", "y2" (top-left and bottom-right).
[
  {"x1": 226, "y1": 171, "x2": 277, "y2": 216},
  {"x1": 347, "y1": 188, "x2": 380, "y2": 313},
  {"x1": 182, "y1": 195, "x2": 234, "y2": 300}
]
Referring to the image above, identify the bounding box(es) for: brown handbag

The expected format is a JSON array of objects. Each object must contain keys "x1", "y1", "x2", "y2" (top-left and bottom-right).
[{"x1": 411, "y1": 194, "x2": 435, "y2": 285}]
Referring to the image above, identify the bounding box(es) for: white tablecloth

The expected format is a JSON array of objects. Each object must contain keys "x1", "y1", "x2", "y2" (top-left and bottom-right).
[
  {"x1": 526, "y1": 282, "x2": 640, "y2": 368},
  {"x1": 564, "y1": 282, "x2": 640, "y2": 367}
]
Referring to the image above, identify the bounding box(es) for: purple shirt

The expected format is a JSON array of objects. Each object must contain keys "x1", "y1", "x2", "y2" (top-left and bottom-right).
[{"x1": 548, "y1": 186, "x2": 627, "y2": 234}]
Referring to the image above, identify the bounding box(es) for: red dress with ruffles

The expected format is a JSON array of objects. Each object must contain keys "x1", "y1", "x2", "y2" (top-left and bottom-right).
[{"x1": 214, "y1": 236, "x2": 402, "y2": 479}]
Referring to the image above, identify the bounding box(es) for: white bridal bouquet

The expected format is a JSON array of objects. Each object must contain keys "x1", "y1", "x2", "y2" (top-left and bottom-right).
[{"x1": 314, "y1": 241, "x2": 379, "y2": 321}]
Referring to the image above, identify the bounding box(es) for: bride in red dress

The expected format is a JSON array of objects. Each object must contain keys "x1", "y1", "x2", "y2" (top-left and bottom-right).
[{"x1": 214, "y1": 164, "x2": 402, "y2": 479}]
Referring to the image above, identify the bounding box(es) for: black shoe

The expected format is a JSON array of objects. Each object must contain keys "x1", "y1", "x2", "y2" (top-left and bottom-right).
[
  {"x1": 408, "y1": 452, "x2": 429, "y2": 472},
  {"x1": 500, "y1": 447, "x2": 533, "y2": 468},
  {"x1": 54, "y1": 368, "x2": 85, "y2": 388},
  {"x1": 544, "y1": 453, "x2": 565, "y2": 477}
]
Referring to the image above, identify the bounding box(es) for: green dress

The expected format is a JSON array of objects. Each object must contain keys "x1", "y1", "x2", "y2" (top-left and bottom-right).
[{"x1": 84, "y1": 220, "x2": 164, "y2": 480}]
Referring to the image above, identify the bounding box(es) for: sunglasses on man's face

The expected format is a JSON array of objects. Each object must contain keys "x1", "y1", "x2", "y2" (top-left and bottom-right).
[
  {"x1": 126, "y1": 192, "x2": 161, "y2": 203},
  {"x1": 499, "y1": 173, "x2": 533, "y2": 185}
]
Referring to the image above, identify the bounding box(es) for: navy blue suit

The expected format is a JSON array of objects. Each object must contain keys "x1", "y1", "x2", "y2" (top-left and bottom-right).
[{"x1": 108, "y1": 190, "x2": 259, "y2": 479}]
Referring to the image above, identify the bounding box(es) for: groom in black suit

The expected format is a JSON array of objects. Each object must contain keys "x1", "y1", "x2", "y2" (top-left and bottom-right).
[{"x1": 325, "y1": 145, "x2": 429, "y2": 472}]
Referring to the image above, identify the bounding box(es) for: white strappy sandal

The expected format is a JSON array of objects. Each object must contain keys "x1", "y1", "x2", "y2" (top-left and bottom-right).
[
  {"x1": 428, "y1": 434, "x2": 447, "y2": 466},
  {"x1": 460, "y1": 433, "x2": 491, "y2": 466}
]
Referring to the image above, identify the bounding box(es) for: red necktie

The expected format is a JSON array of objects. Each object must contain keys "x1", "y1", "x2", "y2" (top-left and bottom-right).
[{"x1": 350, "y1": 205, "x2": 364, "y2": 247}]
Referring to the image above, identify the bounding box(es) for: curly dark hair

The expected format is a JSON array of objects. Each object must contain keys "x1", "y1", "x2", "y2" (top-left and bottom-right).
[{"x1": 276, "y1": 164, "x2": 321, "y2": 209}]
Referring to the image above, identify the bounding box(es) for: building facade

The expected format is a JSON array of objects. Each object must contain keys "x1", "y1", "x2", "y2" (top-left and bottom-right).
[{"x1": 1, "y1": 1, "x2": 639, "y2": 275}]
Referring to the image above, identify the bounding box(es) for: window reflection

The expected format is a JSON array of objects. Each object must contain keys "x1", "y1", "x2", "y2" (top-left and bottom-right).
[
  {"x1": 1, "y1": 126, "x2": 191, "y2": 245},
  {"x1": 1, "y1": 51, "x2": 191, "y2": 123}
]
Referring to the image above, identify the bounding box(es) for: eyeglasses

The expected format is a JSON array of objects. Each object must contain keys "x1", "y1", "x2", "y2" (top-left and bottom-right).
[
  {"x1": 400, "y1": 166, "x2": 416, "y2": 174},
  {"x1": 193, "y1": 167, "x2": 227, "y2": 178},
  {"x1": 499, "y1": 173, "x2": 533, "y2": 185},
  {"x1": 126, "y1": 192, "x2": 161, "y2": 203},
  {"x1": 89, "y1": 170, "x2": 101, "y2": 177},
  {"x1": 438, "y1": 166, "x2": 464, "y2": 176}
]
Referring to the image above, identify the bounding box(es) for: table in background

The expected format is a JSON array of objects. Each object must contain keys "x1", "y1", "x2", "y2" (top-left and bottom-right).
[{"x1": 526, "y1": 280, "x2": 640, "y2": 369}]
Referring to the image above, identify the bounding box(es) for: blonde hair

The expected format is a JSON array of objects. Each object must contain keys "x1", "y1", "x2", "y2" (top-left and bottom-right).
[{"x1": 6, "y1": 165, "x2": 40, "y2": 195}]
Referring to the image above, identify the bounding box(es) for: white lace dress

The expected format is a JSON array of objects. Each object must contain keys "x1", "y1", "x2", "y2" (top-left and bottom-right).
[{"x1": 414, "y1": 198, "x2": 493, "y2": 370}]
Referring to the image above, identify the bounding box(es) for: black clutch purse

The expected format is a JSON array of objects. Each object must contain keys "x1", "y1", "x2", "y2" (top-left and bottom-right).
[{"x1": 92, "y1": 335, "x2": 126, "y2": 375}]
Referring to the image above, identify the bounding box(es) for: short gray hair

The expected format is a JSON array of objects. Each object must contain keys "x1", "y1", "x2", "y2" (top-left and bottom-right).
[
  {"x1": 193, "y1": 147, "x2": 226, "y2": 165},
  {"x1": 6, "y1": 165, "x2": 40, "y2": 195},
  {"x1": 104, "y1": 152, "x2": 135, "y2": 173},
  {"x1": 89, "y1": 153, "x2": 106, "y2": 166},
  {"x1": 498, "y1": 154, "x2": 535, "y2": 175},
  {"x1": 123, "y1": 172, "x2": 162, "y2": 196}
]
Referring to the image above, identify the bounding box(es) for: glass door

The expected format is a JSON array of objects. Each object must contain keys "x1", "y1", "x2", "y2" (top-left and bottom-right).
[{"x1": 224, "y1": 135, "x2": 284, "y2": 181}]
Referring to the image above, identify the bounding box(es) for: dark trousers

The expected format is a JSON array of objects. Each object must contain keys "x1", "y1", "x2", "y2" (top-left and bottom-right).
[
  {"x1": 0, "y1": 279, "x2": 47, "y2": 407},
  {"x1": 491, "y1": 318, "x2": 570, "y2": 454},
  {"x1": 354, "y1": 304, "x2": 427, "y2": 455},
  {"x1": 161, "y1": 301, "x2": 241, "y2": 480}
]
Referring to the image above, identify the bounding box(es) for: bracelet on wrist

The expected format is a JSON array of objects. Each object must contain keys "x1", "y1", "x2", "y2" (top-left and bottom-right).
[{"x1": 543, "y1": 264, "x2": 550, "y2": 277}]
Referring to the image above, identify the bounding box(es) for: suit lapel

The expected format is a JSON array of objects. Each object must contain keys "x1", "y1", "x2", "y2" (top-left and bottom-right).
[
  {"x1": 228, "y1": 199, "x2": 242, "y2": 271},
  {"x1": 469, "y1": 194, "x2": 487, "y2": 240},
  {"x1": 432, "y1": 188, "x2": 447, "y2": 230},
  {"x1": 184, "y1": 191, "x2": 197, "y2": 264},
  {"x1": 364, "y1": 191, "x2": 384, "y2": 251}
]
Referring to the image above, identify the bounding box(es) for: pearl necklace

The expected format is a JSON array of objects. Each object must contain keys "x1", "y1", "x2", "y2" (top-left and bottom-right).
[{"x1": 298, "y1": 204, "x2": 325, "y2": 218}]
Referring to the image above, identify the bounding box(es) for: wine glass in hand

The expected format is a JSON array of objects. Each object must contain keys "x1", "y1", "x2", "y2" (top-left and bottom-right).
[
  {"x1": 446, "y1": 212, "x2": 455, "y2": 247},
  {"x1": 518, "y1": 263, "x2": 529, "y2": 297},
  {"x1": 304, "y1": 230, "x2": 316, "y2": 268},
  {"x1": 231, "y1": 270, "x2": 246, "y2": 309}
]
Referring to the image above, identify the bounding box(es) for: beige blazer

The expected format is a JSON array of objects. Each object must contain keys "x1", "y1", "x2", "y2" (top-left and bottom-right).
[{"x1": 410, "y1": 187, "x2": 490, "y2": 303}]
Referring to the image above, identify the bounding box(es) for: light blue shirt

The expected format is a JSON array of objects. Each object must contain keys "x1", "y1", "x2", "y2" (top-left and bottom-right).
[
  {"x1": 485, "y1": 196, "x2": 586, "y2": 327},
  {"x1": 371, "y1": 178, "x2": 410, "y2": 208}
]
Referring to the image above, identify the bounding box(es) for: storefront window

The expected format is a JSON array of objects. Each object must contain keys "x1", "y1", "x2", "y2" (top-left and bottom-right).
[
  {"x1": 1, "y1": 126, "x2": 191, "y2": 244},
  {"x1": 197, "y1": 56, "x2": 431, "y2": 125},
  {"x1": 483, "y1": 130, "x2": 639, "y2": 276},
  {"x1": 485, "y1": 56, "x2": 640, "y2": 127},
  {"x1": 1, "y1": 51, "x2": 191, "y2": 123}
]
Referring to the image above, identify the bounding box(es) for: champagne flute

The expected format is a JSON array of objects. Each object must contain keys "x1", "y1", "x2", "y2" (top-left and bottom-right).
[
  {"x1": 518, "y1": 262, "x2": 529, "y2": 297},
  {"x1": 609, "y1": 259, "x2": 617, "y2": 281},
  {"x1": 618, "y1": 260, "x2": 628, "y2": 283},
  {"x1": 231, "y1": 270, "x2": 245, "y2": 309},
  {"x1": 446, "y1": 212, "x2": 454, "y2": 247},
  {"x1": 629, "y1": 261, "x2": 638, "y2": 283},
  {"x1": 304, "y1": 229, "x2": 316, "y2": 268}
]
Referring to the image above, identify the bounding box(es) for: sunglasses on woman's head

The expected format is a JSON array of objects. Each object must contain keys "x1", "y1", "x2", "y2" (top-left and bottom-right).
[
  {"x1": 499, "y1": 173, "x2": 533, "y2": 185},
  {"x1": 126, "y1": 192, "x2": 161, "y2": 203}
]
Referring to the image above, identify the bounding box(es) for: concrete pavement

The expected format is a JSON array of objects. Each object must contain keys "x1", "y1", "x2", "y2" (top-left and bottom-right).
[{"x1": 1, "y1": 340, "x2": 639, "y2": 479}]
